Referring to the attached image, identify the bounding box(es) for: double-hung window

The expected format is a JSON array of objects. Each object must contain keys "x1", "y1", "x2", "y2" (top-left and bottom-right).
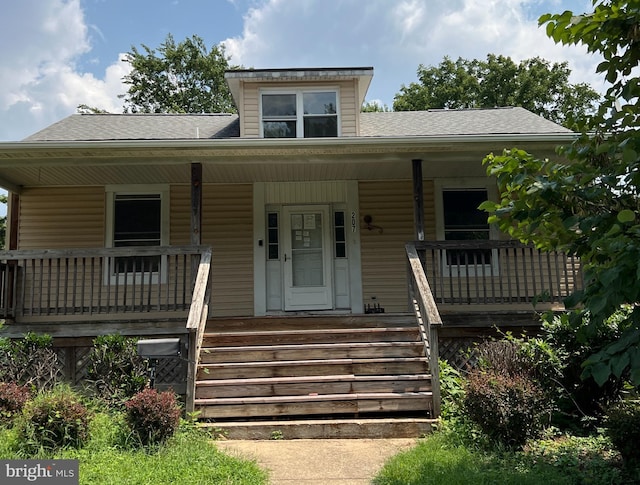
[
  {"x1": 106, "y1": 186, "x2": 169, "y2": 283},
  {"x1": 261, "y1": 90, "x2": 338, "y2": 138},
  {"x1": 440, "y1": 187, "x2": 497, "y2": 276}
]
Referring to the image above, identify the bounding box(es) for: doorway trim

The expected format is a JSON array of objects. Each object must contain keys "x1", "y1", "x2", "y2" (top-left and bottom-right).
[{"x1": 253, "y1": 181, "x2": 363, "y2": 315}]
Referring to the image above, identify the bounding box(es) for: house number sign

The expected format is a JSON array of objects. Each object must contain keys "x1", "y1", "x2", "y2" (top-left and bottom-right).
[{"x1": 351, "y1": 211, "x2": 357, "y2": 232}]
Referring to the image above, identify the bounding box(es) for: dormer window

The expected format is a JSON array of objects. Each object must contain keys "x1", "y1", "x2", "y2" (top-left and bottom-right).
[{"x1": 261, "y1": 90, "x2": 338, "y2": 138}]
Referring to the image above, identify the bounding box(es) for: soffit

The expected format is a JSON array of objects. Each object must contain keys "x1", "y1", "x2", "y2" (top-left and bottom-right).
[{"x1": 0, "y1": 137, "x2": 567, "y2": 190}]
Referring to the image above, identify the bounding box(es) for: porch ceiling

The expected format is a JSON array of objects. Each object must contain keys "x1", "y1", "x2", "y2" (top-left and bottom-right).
[{"x1": 0, "y1": 136, "x2": 570, "y2": 191}]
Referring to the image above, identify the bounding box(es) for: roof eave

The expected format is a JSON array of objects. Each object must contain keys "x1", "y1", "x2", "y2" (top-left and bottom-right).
[{"x1": 0, "y1": 132, "x2": 577, "y2": 154}]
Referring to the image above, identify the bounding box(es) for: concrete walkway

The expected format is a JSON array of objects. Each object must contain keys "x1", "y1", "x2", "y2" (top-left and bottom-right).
[{"x1": 216, "y1": 438, "x2": 417, "y2": 485}]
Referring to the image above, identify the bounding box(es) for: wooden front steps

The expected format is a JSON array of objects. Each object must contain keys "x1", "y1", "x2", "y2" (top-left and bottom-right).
[{"x1": 194, "y1": 314, "x2": 435, "y2": 438}]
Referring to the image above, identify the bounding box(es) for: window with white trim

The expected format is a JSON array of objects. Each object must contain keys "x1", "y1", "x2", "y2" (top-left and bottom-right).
[
  {"x1": 261, "y1": 90, "x2": 338, "y2": 138},
  {"x1": 106, "y1": 186, "x2": 169, "y2": 282},
  {"x1": 441, "y1": 187, "x2": 497, "y2": 275}
]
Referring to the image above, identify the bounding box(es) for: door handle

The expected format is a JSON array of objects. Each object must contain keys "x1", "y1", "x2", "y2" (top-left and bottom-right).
[{"x1": 284, "y1": 253, "x2": 287, "y2": 262}]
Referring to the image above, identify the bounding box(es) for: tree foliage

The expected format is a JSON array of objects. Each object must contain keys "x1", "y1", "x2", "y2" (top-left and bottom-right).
[
  {"x1": 361, "y1": 100, "x2": 391, "y2": 112},
  {"x1": 394, "y1": 54, "x2": 600, "y2": 127},
  {"x1": 121, "y1": 34, "x2": 237, "y2": 114},
  {"x1": 481, "y1": 1, "x2": 640, "y2": 387}
]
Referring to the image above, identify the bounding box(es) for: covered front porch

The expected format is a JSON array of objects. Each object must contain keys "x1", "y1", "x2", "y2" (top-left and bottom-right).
[
  {"x1": 0, "y1": 132, "x2": 579, "y2": 436},
  {"x1": 0, "y1": 240, "x2": 580, "y2": 434}
]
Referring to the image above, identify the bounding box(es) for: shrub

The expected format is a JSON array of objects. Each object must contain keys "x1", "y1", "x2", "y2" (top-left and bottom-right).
[
  {"x1": 87, "y1": 334, "x2": 147, "y2": 406},
  {"x1": 474, "y1": 339, "x2": 531, "y2": 377},
  {"x1": 16, "y1": 385, "x2": 90, "y2": 453},
  {"x1": 0, "y1": 382, "x2": 31, "y2": 424},
  {"x1": 125, "y1": 388, "x2": 181, "y2": 446},
  {"x1": 605, "y1": 399, "x2": 640, "y2": 468},
  {"x1": 463, "y1": 369, "x2": 550, "y2": 448},
  {"x1": 439, "y1": 359, "x2": 464, "y2": 418},
  {"x1": 0, "y1": 333, "x2": 61, "y2": 390},
  {"x1": 539, "y1": 311, "x2": 628, "y2": 424}
]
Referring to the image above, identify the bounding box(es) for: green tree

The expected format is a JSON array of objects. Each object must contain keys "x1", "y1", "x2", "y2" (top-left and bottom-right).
[
  {"x1": 121, "y1": 34, "x2": 237, "y2": 114},
  {"x1": 76, "y1": 104, "x2": 109, "y2": 114},
  {"x1": 481, "y1": 1, "x2": 640, "y2": 386},
  {"x1": 361, "y1": 101, "x2": 391, "y2": 112},
  {"x1": 394, "y1": 54, "x2": 600, "y2": 127}
]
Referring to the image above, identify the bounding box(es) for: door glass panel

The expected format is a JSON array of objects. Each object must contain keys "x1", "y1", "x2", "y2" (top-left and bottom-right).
[{"x1": 290, "y1": 212, "x2": 323, "y2": 287}]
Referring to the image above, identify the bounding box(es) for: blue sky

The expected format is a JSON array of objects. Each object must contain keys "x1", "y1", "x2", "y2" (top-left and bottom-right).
[{"x1": 0, "y1": 0, "x2": 602, "y2": 143}]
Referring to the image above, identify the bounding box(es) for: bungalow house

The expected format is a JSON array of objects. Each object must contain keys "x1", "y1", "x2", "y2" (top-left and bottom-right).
[{"x1": 0, "y1": 67, "x2": 580, "y2": 438}]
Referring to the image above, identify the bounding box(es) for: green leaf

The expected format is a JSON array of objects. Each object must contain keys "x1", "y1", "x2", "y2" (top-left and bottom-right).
[
  {"x1": 478, "y1": 200, "x2": 497, "y2": 212},
  {"x1": 590, "y1": 361, "x2": 612, "y2": 386},
  {"x1": 606, "y1": 224, "x2": 622, "y2": 236},
  {"x1": 611, "y1": 353, "x2": 630, "y2": 378},
  {"x1": 623, "y1": 149, "x2": 638, "y2": 164},
  {"x1": 617, "y1": 209, "x2": 636, "y2": 223}
]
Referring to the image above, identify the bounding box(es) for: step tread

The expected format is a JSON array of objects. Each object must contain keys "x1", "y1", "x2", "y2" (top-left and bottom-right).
[
  {"x1": 198, "y1": 356, "x2": 428, "y2": 369},
  {"x1": 201, "y1": 341, "x2": 423, "y2": 352},
  {"x1": 199, "y1": 417, "x2": 436, "y2": 439},
  {"x1": 200, "y1": 417, "x2": 435, "y2": 427},
  {"x1": 203, "y1": 327, "x2": 417, "y2": 338},
  {"x1": 195, "y1": 391, "x2": 432, "y2": 406},
  {"x1": 196, "y1": 374, "x2": 432, "y2": 387}
]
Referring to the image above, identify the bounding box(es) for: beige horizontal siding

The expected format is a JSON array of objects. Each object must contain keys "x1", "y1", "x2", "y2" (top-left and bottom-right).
[
  {"x1": 18, "y1": 187, "x2": 105, "y2": 249},
  {"x1": 241, "y1": 84, "x2": 260, "y2": 137},
  {"x1": 339, "y1": 80, "x2": 358, "y2": 136},
  {"x1": 359, "y1": 180, "x2": 435, "y2": 313},
  {"x1": 172, "y1": 184, "x2": 254, "y2": 317}
]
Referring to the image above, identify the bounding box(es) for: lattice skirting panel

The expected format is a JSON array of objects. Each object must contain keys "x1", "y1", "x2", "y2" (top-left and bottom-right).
[
  {"x1": 53, "y1": 340, "x2": 187, "y2": 395},
  {"x1": 438, "y1": 324, "x2": 541, "y2": 371},
  {"x1": 438, "y1": 336, "x2": 483, "y2": 371}
]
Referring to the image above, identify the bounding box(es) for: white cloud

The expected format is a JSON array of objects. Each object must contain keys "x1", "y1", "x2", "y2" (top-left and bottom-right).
[
  {"x1": 0, "y1": 0, "x2": 605, "y2": 142},
  {"x1": 0, "y1": 0, "x2": 127, "y2": 141},
  {"x1": 223, "y1": 0, "x2": 605, "y2": 106}
]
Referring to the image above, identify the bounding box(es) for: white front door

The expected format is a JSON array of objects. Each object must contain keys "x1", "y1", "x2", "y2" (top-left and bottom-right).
[{"x1": 282, "y1": 205, "x2": 333, "y2": 310}]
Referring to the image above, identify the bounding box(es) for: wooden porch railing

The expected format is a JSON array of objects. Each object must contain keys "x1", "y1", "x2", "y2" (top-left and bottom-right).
[
  {"x1": 413, "y1": 240, "x2": 582, "y2": 306},
  {"x1": 185, "y1": 247, "x2": 212, "y2": 413},
  {"x1": 406, "y1": 243, "x2": 442, "y2": 418},
  {"x1": 0, "y1": 246, "x2": 210, "y2": 320}
]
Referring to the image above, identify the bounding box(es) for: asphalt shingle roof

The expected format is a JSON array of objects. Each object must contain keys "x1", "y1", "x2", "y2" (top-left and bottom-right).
[
  {"x1": 359, "y1": 107, "x2": 572, "y2": 136},
  {"x1": 23, "y1": 113, "x2": 240, "y2": 141},
  {"x1": 22, "y1": 106, "x2": 571, "y2": 142}
]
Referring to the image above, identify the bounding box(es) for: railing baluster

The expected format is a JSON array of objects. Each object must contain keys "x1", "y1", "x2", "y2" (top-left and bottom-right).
[
  {"x1": 29, "y1": 259, "x2": 35, "y2": 316},
  {"x1": 488, "y1": 247, "x2": 496, "y2": 302},
  {"x1": 72, "y1": 258, "x2": 78, "y2": 315},
  {"x1": 479, "y1": 250, "x2": 487, "y2": 303},
  {"x1": 529, "y1": 247, "x2": 537, "y2": 303},
  {"x1": 182, "y1": 253, "x2": 188, "y2": 310},
  {"x1": 546, "y1": 252, "x2": 555, "y2": 303}
]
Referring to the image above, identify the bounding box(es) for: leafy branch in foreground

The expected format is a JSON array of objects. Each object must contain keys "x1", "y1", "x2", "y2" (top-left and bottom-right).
[{"x1": 482, "y1": 0, "x2": 640, "y2": 386}]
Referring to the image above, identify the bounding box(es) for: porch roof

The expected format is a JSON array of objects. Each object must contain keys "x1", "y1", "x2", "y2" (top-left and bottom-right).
[{"x1": 0, "y1": 107, "x2": 576, "y2": 192}]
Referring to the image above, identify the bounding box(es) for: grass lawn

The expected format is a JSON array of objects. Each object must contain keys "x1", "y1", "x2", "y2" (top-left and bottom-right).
[
  {"x1": 373, "y1": 430, "x2": 629, "y2": 485},
  {"x1": 0, "y1": 413, "x2": 268, "y2": 485}
]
